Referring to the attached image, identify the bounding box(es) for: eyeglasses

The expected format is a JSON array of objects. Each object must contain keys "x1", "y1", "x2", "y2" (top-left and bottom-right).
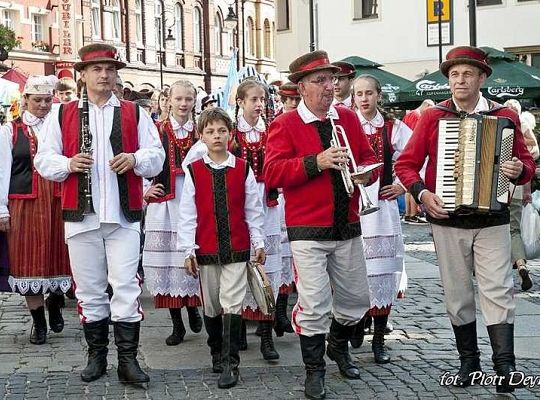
[{"x1": 306, "y1": 76, "x2": 335, "y2": 86}]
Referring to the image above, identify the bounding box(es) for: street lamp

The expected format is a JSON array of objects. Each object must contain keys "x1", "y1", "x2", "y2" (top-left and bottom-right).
[
  {"x1": 158, "y1": 16, "x2": 175, "y2": 89},
  {"x1": 223, "y1": 0, "x2": 246, "y2": 69}
]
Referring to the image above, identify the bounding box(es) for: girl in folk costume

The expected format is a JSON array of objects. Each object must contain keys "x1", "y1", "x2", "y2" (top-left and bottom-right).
[
  {"x1": 143, "y1": 80, "x2": 202, "y2": 345},
  {"x1": 0, "y1": 76, "x2": 72, "y2": 344},
  {"x1": 231, "y1": 79, "x2": 282, "y2": 360},
  {"x1": 273, "y1": 81, "x2": 302, "y2": 336},
  {"x1": 352, "y1": 74, "x2": 412, "y2": 363}
]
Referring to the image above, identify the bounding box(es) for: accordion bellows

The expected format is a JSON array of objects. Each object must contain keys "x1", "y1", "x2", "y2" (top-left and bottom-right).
[{"x1": 436, "y1": 115, "x2": 515, "y2": 214}]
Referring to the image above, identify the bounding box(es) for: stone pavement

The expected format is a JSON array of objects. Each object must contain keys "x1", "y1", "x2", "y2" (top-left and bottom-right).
[{"x1": 0, "y1": 223, "x2": 539, "y2": 399}]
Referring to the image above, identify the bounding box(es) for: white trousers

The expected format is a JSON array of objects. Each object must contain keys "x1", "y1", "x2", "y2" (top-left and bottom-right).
[
  {"x1": 432, "y1": 223, "x2": 515, "y2": 326},
  {"x1": 199, "y1": 262, "x2": 247, "y2": 317},
  {"x1": 290, "y1": 236, "x2": 370, "y2": 336},
  {"x1": 67, "y1": 224, "x2": 143, "y2": 323}
]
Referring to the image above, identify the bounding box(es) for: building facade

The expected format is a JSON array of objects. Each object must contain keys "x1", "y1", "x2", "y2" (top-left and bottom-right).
[
  {"x1": 275, "y1": 0, "x2": 540, "y2": 80},
  {"x1": 0, "y1": 0, "x2": 278, "y2": 92}
]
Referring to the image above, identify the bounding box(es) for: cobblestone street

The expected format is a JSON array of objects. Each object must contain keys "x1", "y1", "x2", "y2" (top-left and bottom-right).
[{"x1": 0, "y1": 223, "x2": 539, "y2": 399}]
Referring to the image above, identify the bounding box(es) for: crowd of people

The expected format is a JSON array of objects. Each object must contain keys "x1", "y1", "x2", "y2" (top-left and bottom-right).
[{"x1": 0, "y1": 42, "x2": 538, "y2": 399}]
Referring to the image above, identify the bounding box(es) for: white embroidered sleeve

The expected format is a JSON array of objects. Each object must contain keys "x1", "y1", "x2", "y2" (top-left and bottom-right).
[
  {"x1": 133, "y1": 107, "x2": 165, "y2": 178},
  {"x1": 34, "y1": 110, "x2": 71, "y2": 182}
]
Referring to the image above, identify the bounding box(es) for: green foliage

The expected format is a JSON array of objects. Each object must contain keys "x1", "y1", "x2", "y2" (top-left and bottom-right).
[{"x1": 0, "y1": 24, "x2": 21, "y2": 52}]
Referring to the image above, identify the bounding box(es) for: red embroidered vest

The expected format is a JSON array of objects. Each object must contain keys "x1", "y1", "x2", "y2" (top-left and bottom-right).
[
  {"x1": 367, "y1": 120, "x2": 395, "y2": 200},
  {"x1": 60, "y1": 100, "x2": 143, "y2": 222},
  {"x1": 148, "y1": 119, "x2": 196, "y2": 203},
  {"x1": 189, "y1": 157, "x2": 251, "y2": 265}
]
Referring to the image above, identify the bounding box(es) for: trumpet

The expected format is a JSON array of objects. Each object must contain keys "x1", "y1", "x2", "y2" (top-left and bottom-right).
[{"x1": 328, "y1": 113, "x2": 379, "y2": 216}]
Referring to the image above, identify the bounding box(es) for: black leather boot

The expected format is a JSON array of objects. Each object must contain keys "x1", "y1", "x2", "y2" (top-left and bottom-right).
[
  {"x1": 218, "y1": 314, "x2": 241, "y2": 389},
  {"x1": 350, "y1": 316, "x2": 366, "y2": 349},
  {"x1": 204, "y1": 315, "x2": 223, "y2": 373},
  {"x1": 46, "y1": 292, "x2": 65, "y2": 333},
  {"x1": 166, "y1": 308, "x2": 186, "y2": 346},
  {"x1": 326, "y1": 319, "x2": 360, "y2": 379},
  {"x1": 372, "y1": 315, "x2": 391, "y2": 364},
  {"x1": 452, "y1": 321, "x2": 481, "y2": 387},
  {"x1": 274, "y1": 294, "x2": 294, "y2": 337},
  {"x1": 114, "y1": 321, "x2": 150, "y2": 385},
  {"x1": 29, "y1": 306, "x2": 47, "y2": 345},
  {"x1": 300, "y1": 334, "x2": 326, "y2": 400},
  {"x1": 487, "y1": 323, "x2": 524, "y2": 393},
  {"x1": 260, "y1": 320, "x2": 280, "y2": 360},
  {"x1": 81, "y1": 318, "x2": 109, "y2": 382},
  {"x1": 187, "y1": 306, "x2": 203, "y2": 333},
  {"x1": 239, "y1": 319, "x2": 247, "y2": 350}
]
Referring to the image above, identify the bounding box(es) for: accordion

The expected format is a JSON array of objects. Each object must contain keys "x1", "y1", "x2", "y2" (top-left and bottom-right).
[{"x1": 435, "y1": 115, "x2": 515, "y2": 214}]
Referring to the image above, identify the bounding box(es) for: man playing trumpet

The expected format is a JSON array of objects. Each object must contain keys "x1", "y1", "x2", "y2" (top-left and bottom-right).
[{"x1": 264, "y1": 50, "x2": 378, "y2": 400}]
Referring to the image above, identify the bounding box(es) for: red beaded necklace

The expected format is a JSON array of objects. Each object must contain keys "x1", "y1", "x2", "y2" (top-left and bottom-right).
[{"x1": 235, "y1": 128, "x2": 267, "y2": 180}]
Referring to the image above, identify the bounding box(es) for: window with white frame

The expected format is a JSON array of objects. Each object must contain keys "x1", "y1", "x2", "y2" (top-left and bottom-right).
[
  {"x1": 353, "y1": 0, "x2": 378, "y2": 19},
  {"x1": 32, "y1": 14, "x2": 44, "y2": 42},
  {"x1": 193, "y1": 7, "x2": 202, "y2": 53},
  {"x1": 135, "y1": 0, "x2": 143, "y2": 45},
  {"x1": 1, "y1": 9, "x2": 13, "y2": 30},
  {"x1": 174, "y1": 3, "x2": 183, "y2": 52},
  {"x1": 246, "y1": 17, "x2": 254, "y2": 56},
  {"x1": 91, "y1": 0, "x2": 101, "y2": 38},
  {"x1": 215, "y1": 12, "x2": 223, "y2": 56},
  {"x1": 110, "y1": 0, "x2": 121, "y2": 40},
  {"x1": 476, "y1": 0, "x2": 502, "y2": 5},
  {"x1": 155, "y1": 1, "x2": 163, "y2": 49}
]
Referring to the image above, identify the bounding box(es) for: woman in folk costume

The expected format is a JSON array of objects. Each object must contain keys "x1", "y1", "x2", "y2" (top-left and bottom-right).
[
  {"x1": 352, "y1": 74, "x2": 412, "y2": 363},
  {"x1": 273, "y1": 81, "x2": 302, "y2": 336},
  {"x1": 231, "y1": 78, "x2": 282, "y2": 360},
  {"x1": 143, "y1": 80, "x2": 202, "y2": 346},
  {"x1": 0, "y1": 76, "x2": 72, "y2": 344}
]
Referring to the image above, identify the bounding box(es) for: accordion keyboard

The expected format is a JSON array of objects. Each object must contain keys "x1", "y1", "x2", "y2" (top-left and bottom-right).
[{"x1": 435, "y1": 119, "x2": 460, "y2": 210}]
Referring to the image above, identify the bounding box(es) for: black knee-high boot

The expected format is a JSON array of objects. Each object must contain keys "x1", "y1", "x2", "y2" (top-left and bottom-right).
[
  {"x1": 300, "y1": 334, "x2": 326, "y2": 399},
  {"x1": 204, "y1": 315, "x2": 223, "y2": 373},
  {"x1": 259, "y1": 320, "x2": 279, "y2": 360},
  {"x1": 239, "y1": 319, "x2": 247, "y2": 350},
  {"x1": 218, "y1": 314, "x2": 241, "y2": 389},
  {"x1": 274, "y1": 294, "x2": 294, "y2": 336},
  {"x1": 81, "y1": 318, "x2": 109, "y2": 382},
  {"x1": 46, "y1": 292, "x2": 65, "y2": 333},
  {"x1": 326, "y1": 319, "x2": 360, "y2": 379},
  {"x1": 166, "y1": 308, "x2": 186, "y2": 346},
  {"x1": 114, "y1": 321, "x2": 149, "y2": 386},
  {"x1": 29, "y1": 306, "x2": 47, "y2": 345},
  {"x1": 487, "y1": 323, "x2": 525, "y2": 393},
  {"x1": 372, "y1": 315, "x2": 391, "y2": 364},
  {"x1": 186, "y1": 306, "x2": 203, "y2": 333},
  {"x1": 452, "y1": 321, "x2": 481, "y2": 387}
]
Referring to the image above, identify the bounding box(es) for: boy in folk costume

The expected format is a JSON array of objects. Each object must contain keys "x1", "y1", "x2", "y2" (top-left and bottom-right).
[
  {"x1": 332, "y1": 61, "x2": 356, "y2": 109},
  {"x1": 143, "y1": 80, "x2": 203, "y2": 346},
  {"x1": 179, "y1": 108, "x2": 265, "y2": 389},
  {"x1": 231, "y1": 79, "x2": 282, "y2": 361},
  {"x1": 35, "y1": 44, "x2": 165, "y2": 386}
]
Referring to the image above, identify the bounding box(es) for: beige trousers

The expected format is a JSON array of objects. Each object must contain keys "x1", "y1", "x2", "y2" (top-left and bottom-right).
[
  {"x1": 198, "y1": 262, "x2": 247, "y2": 317},
  {"x1": 290, "y1": 236, "x2": 371, "y2": 336},
  {"x1": 431, "y1": 223, "x2": 515, "y2": 327}
]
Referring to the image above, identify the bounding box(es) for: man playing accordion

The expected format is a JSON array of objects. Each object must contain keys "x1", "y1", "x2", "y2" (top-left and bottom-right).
[{"x1": 395, "y1": 46, "x2": 535, "y2": 395}]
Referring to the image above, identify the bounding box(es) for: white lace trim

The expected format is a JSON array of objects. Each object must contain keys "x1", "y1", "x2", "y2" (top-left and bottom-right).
[
  {"x1": 367, "y1": 272, "x2": 401, "y2": 309},
  {"x1": 280, "y1": 257, "x2": 294, "y2": 286},
  {"x1": 8, "y1": 276, "x2": 72, "y2": 295},
  {"x1": 144, "y1": 266, "x2": 200, "y2": 297}
]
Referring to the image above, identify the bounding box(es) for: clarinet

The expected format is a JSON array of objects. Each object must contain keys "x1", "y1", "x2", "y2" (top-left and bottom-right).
[{"x1": 80, "y1": 85, "x2": 95, "y2": 215}]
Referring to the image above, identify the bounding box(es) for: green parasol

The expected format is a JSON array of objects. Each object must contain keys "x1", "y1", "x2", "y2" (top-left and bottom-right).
[{"x1": 341, "y1": 56, "x2": 412, "y2": 104}]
